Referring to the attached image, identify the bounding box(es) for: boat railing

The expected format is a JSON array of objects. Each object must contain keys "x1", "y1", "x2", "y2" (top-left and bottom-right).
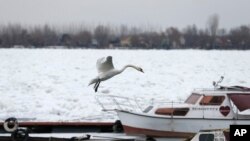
[
  {"x1": 95, "y1": 95, "x2": 145, "y2": 112},
  {"x1": 95, "y1": 95, "x2": 185, "y2": 113}
]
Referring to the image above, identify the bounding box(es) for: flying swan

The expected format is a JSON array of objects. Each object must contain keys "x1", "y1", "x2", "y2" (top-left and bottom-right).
[{"x1": 88, "y1": 56, "x2": 144, "y2": 92}]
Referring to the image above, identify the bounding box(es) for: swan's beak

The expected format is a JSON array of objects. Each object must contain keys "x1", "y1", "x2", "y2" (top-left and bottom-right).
[{"x1": 140, "y1": 69, "x2": 144, "y2": 73}]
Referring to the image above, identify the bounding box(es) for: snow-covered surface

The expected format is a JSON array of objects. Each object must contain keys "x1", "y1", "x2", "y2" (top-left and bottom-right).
[{"x1": 0, "y1": 49, "x2": 249, "y2": 122}]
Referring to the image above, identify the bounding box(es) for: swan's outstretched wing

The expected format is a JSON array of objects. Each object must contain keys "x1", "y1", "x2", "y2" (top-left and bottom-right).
[{"x1": 96, "y1": 56, "x2": 114, "y2": 73}]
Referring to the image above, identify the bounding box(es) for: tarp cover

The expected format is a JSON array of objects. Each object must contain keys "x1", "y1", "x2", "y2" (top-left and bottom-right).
[{"x1": 228, "y1": 94, "x2": 250, "y2": 112}]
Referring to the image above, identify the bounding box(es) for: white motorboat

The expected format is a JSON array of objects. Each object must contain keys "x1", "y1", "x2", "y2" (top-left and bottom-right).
[
  {"x1": 95, "y1": 77, "x2": 250, "y2": 139},
  {"x1": 114, "y1": 84, "x2": 250, "y2": 138}
]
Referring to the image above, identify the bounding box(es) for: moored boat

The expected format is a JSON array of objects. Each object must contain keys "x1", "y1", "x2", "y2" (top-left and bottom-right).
[
  {"x1": 188, "y1": 129, "x2": 229, "y2": 141},
  {"x1": 115, "y1": 84, "x2": 250, "y2": 138},
  {"x1": 116, "y1": 86, "x2": 250, "y2": 138}
]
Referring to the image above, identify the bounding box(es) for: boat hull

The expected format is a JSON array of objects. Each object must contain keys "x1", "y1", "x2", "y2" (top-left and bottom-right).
[{"x1": 117, "y1": 110, "x2": 250, "y2": 138}]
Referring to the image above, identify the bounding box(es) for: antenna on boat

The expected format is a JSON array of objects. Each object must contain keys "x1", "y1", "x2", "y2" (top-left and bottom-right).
[{"x1": 213, "y1": 76, "x2": 224, "y2": 88}]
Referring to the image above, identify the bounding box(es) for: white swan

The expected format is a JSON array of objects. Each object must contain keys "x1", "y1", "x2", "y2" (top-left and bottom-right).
[{"x1": 89, "y1": 56, "x2": 144, "y2": 92}]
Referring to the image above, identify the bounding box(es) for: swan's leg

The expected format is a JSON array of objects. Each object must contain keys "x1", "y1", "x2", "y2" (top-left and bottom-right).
[
  {"x1": 94, "y1": 79, "x2": 101, "y2": 92},
  {"x1": 95, "y1": 81, "x2": 101, "y2": 92},
  {"x1": 93, "y1": 78, "x2": 100, "y2": 89},
  {"x1": 94, "y1": 81, "x2": 98, "y2": 89}
]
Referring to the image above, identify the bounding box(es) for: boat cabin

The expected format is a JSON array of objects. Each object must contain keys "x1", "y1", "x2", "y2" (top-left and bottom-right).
[
  {"x1": 153, "y1": 86, "x2": 250, "y2": 119},
  {"x1": 190, "y1": 130, "x2": 229, "y2": 141}
]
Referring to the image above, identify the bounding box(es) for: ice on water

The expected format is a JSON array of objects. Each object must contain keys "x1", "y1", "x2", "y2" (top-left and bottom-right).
[{"x1": 0, "y1": 49, "x2": 249, "y2": 121}]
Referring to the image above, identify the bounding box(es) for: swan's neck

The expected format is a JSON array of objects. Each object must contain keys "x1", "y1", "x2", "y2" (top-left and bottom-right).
[{"x1": 118, "y1": 65, "x2": 138, "y2": 74}]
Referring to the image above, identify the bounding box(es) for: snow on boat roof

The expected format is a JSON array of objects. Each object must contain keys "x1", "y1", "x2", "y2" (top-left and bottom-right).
[{"x1": 192, "y1": 85, "x2": 250, "y2": 95}]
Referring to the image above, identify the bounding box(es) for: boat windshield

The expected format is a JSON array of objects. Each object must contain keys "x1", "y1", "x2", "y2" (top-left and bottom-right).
[
  {"x1": 228, "y1": 94, "x2": 250, "y2": 112},
  {"x1": 200, "y1": 96, "x2": 225, "y2": 105},
  {"x1": 185, "y1": 93, "x2": 201, "y2": 104}
]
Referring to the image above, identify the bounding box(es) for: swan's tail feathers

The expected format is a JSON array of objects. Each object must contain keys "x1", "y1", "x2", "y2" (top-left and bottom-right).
[{"x1": 88, "y1": 78, "x2": 98, "y2": 86}]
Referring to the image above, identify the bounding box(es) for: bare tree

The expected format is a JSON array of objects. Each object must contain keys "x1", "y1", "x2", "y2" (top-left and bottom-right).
[
  {"x1": 229, "y1": 25, "x2": 250, "y2": 49},
  {"x1": 166, "y1": 27, "x2": 181, "y2": 49},
  {"x1": 42, "y1": 25, "x2": 58, "y2": 46},
  {"x1": 94, "y1": 25, "x2": 111, "y2": 48},
  {"x1": 183, "y1": 25, "x2": 198, "y2": 48},
  {"x1": 207, "y1": 14, "x2": 219, "y2": 49},
  {"x1": 73, "y1": 30, "x2": 92, "y2": 47}
]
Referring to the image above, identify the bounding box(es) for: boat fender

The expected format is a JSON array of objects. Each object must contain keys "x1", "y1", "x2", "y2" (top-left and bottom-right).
[
  {"x1": 112, "y1": 120, "x2": 124, "y2": 133},
  {"x1": 3, "y1": 117, "x2": 19, "y2": 133},
  {"x1": 11, "y1": 128, "x2": 29, "y2": 141}
]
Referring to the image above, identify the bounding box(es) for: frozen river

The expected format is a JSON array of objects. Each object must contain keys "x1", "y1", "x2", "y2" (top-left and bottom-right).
[{"x1": 0, "y1": 49, "x2": 249, "y2": 121}]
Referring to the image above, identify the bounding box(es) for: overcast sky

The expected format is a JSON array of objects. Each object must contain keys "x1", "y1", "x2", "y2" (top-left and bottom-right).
[{"x1": 0, "y1": 0, "x2": 249, "y2": 30}]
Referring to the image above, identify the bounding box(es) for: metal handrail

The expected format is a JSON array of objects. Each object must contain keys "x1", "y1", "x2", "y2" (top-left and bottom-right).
[
  {"x1": 95, "y1": 95, "x2": 144, "y2": 112},
  {"x1": 95, "y1": 94, "x2": 187, "y2": 114}
]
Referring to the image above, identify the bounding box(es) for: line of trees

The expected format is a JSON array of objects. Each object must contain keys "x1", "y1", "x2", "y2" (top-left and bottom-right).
[{"x1": 0, "y1": 15, "x2": 250, "y2": 49}]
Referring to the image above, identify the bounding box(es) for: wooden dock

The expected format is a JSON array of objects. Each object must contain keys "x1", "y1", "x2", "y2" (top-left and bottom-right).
[
  {"x1": 0, "y1": 121, "x2": 115, "y2": 133},
  {"x1": 0, "y1": 121, "x2": 140, "y2": 141}
]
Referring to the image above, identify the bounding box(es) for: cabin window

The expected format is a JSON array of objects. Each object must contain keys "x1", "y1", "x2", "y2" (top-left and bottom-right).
[
  {"x1": 155, "y1": 108, "x2": 189, "y2": 116},
  {"x1": 228, "y1": 94, "x2": 250, "y2": 112},
  {"x1": 199, "y1": 134, "x2": 214, "y2": 141},
  {"x1": 185, "y1": 93, "x2": 201, "y2": 104},
  {"x1": 200, "y1": 96, "x2": 225, "y2": 105}
]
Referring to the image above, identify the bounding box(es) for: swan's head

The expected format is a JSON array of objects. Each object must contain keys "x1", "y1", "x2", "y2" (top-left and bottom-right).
[{"x1": 136, "y1": 67, "x2": 144, "y2": 73}]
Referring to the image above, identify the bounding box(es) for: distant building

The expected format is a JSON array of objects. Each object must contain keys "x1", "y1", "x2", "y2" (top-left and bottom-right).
[
  {"x1": 91, "y1": 39, "x2": 99, "y2": 48},
  {"x1": 120, "y1": 37, "x2": 131, "y2": 47}
]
